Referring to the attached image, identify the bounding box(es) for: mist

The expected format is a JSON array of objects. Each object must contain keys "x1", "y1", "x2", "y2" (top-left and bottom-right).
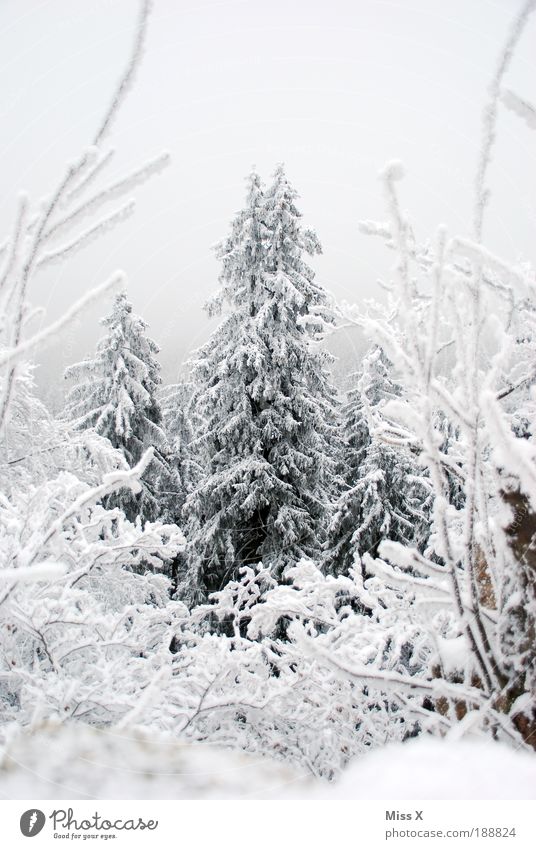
[{"x1": 1, "y1": 0, "x2": 534, "y2": 406}]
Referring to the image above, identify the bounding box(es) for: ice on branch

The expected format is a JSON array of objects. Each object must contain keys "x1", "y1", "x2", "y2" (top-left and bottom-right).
[
  {"x1": 501, "y1": 88, "x2": 536, "y2": 129},
  {"x1": 36, "y1": 200, "x2": 136, "y2": 270}
]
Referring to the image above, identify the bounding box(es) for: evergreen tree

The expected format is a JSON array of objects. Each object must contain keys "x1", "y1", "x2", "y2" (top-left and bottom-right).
[
  {"x1": 63, "y1": 290, "x2": 180, "y2": 523},
  {"x1": 159, "y1": 379, "x2": 199, "y2": 513},
  {"x1": 324, "y1": 346, "x2": 430, "y2": 576},
  {"x1": 182, "y1": 166, "x2": 339, "y2": 602},
  {"x1": 159, "y1": 379, "x2": 201, "y2": 596}
]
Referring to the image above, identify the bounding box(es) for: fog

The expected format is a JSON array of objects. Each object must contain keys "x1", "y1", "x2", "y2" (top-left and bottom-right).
[{"x1": 1, "y1": 0, "x2": 534, "y2": 406}]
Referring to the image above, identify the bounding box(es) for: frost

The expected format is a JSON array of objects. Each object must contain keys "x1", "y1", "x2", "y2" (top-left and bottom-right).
[
  {"x1": 1, "y1": 0, "x2": 536, "y2": 792},
  {"x1": 501, "y1": 88, "x2": 536, "y2": 129},
  {"x1": 0, "y1": 562, "x2": 67, "y2": 585},
  {"x1": 379, "y1": 159, "x2": 405, "y2": 182},
  {"x1": 181, "y1": 166, "x2": 339, "y2": 602}
]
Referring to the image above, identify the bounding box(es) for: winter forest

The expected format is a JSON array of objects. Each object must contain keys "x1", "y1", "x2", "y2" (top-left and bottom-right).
[{"x1": 1, "y1": 0, "x2": 536, "y2": 800}]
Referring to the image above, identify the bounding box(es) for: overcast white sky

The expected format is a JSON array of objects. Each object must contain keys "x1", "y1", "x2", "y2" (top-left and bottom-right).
[{"x1": 1, "y1": 0, "x2": 535, "y2": 403}]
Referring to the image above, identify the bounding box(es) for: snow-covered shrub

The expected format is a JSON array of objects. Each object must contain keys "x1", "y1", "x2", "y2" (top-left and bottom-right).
[
  {"x1": 159, "y1": 562, "x2": 413, "y2": 778},
  {"x1": 0, "y1": 0, "x2": 186, "y2": 741},
  {"x1": 0, "y1": 457, "x2": 185, "y2": 727},
  {"x1": 332, "y1": 0, "x2": 536, "y2": 750}
]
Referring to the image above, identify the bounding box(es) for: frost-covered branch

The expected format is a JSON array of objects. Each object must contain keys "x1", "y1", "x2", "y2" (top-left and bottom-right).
[{"x1": 93, "y1": 0, "x2": 152, "y2": 146}]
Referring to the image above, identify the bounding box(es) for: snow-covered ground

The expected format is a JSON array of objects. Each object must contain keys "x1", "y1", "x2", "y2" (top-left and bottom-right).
[
  {"x1": 329, "y1": 737, "x2": 536, "y2": 800},
  {"x1": 0, "y1": 724, "x2": 534, "y2": 800},
  {"x1": 0, "y1": 724, "x2": 308, "y2": 800}
]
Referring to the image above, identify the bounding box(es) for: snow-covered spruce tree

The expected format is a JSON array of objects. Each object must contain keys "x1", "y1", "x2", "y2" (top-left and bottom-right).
[
  {"x1": 159, "y1": 378, "x2": 199, "y2": 512},
  {"x1": 324, "y1": 346, "x2": 431, "y2": 577},
  {"x1": 63, "y1": 291, "x2": 180, "y2": 524},
  {"x1": 159, "y1": 379, "x2": 201, "y2": 595},
  {"x1": 182, "y1": 167, "x2": 339, "y2": 602}
]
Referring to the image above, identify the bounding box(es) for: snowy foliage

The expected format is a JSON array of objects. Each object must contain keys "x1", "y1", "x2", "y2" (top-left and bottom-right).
[
  {"x1": 327, "y1": 0, "x2": 536, "y2": 748},
  {"x1": 182, "y1": 167, "x2": 340, "y2": 602},
  {"x1": 63, "y1": 291, "x2": 180, "y2": 523},
  {"x1": 159, "y1": 378, "x2": 199, "y2": 509},
  {"x1": 160, "y1": 561, "x2": 411, "y2": 777},
  {"x1": 324, "y1": 345, "x2": 431, "y2": 577},
  {"x1": 0, "y1": 0, "x2": 185, "y2": 745},
  {"x1": 1, "y1": 0, "x2": 536, "y2": 794},
  {"x1": 0, "y1": 457, "x2": 185, "y2": 727}
]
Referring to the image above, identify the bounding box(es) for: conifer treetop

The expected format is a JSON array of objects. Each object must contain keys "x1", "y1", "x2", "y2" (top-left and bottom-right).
[{"x1": 183, "y1": 166, "x2": 339, "y2": 600}]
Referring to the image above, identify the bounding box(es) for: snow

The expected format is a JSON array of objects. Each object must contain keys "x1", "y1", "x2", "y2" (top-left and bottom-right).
[
  {"x1": 0, "y1": 562, "x2": 67, "y2": 585},
  {"x1": 1, "y1": 0, "x2": 536, "y2": 804},
  {"x1": 36, "y1": 200, "x2": 136, "y2": 270},
  {"x1": 0, "y1": 724, "x2": 308, "y2": 800},
  {"x1": 379, "y1": 160, "x2": 405, "y2": 182},
  {"x1": 325, "y1": 737, "x2": 536, "y2": 800},
  {"x1": 0, "y1": 726, "x2": 533, "y2": 800},
  {"x1": 436, "y1": 635, "x2": 469, "y2": 677},
  {"x1": 501, "y1": 89, "x2": 536, "y2": 129}
]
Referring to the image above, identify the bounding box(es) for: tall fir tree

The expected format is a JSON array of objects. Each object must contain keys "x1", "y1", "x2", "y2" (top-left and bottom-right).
[
  {"x1": 63, "y1": 290, "x2": 180, "y2": 523},
  {"x1": 182, "y1": 166, "x2": 339, "y2": 603},
  {"x1": 159, "y1": 379, "x2": 201, "y2": 595},
  {"x1": 159, "y1": 379, "x2": 199, "y2": 513},
  {"x1": 324, "y1": 346, "x2": 431, "y2": 576}
]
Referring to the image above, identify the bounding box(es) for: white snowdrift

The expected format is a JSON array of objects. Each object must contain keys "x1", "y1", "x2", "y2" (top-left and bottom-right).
[
  {"x1": 323, "y1": 737, "x2": 536, "y2": 800},
  {"x1": 0, "y1": 724, "x2": 308, "y2": 800},
  {"x1": 0, "y1": 725, "x2": 534, "y2": 800}
]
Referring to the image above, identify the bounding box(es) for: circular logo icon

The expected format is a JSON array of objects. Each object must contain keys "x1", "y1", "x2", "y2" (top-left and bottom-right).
[{"x1": 20, "y1": 810, "x2": 46, "y2": 837}]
